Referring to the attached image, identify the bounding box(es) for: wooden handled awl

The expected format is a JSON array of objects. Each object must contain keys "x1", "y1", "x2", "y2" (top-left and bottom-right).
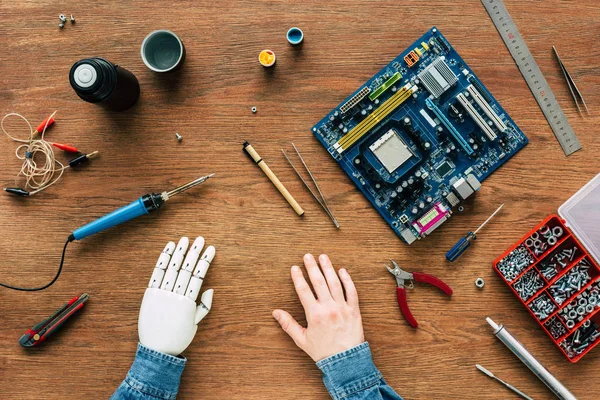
[{"x1": 243, "y1": 141, "x2": 304, "y2": 216}]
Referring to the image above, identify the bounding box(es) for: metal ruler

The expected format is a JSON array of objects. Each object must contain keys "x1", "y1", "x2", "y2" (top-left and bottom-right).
[{"x1": 481, "y1": 0, "x2": 581, "y2": 156}]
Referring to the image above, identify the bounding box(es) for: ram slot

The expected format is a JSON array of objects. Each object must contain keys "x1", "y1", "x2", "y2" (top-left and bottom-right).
[
  {"x1": 466, "y1": 85, "x2": 507, "y2": 132},
  {"x1": 425, "y1": 98, "x2": 474, "y2": 155},
  {"x1": 335, "y1": 83, "x2": 416, "y2": 153},
  {"x1": 456, "y1": 93, "x2": 497, "y2": 141}
]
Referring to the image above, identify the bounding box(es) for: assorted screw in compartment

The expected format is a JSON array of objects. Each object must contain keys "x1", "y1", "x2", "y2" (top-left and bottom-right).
[
  {"x1": 497, "y1": 245, "x2": 534, "y2": 282},
  {"x1": 538, "y1": 244, "x2": 579, "y2": 280},
  {"x1": 529, "y1": 293, "x2": 556, "y2": 320},
  {"x1": 558, "y1": 280, "x2": 600, "y2": 328},
  {"x1": 545, "y1": 316, "x2": 568, "y2": 339},
  {"x1": 549, "y1": 258, "x2": 592, "y2": 305},
  {"x1": 513, "y1": 269, "x2": 545, "y2": 301},
  {"x1": 560, "y1": 321, "x2": 600, "y2": 359}
]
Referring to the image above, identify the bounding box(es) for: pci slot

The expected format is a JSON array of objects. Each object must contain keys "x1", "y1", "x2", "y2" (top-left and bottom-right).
[
  {"x1": 466, "y1": 84, "x2": 507, "y2": 132},
  {"x1": 335, "y1": 83, "x2": 417, "y2": 153},
  {"x1": 456, "y1": 93, "x2": 497, "y2": 141},
  {"x1": 340, "y1": 86, "x2": 371, "y2": 114},
  {"x1": 425, "y1": 98, "x2": 474, "y2": 155}
]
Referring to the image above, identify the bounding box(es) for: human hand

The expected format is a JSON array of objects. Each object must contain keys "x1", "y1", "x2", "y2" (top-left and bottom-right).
[
  {"x1": 138, "y1": 237, "x2": 215, "y2": 356},
  {"x1": 273, "y1": 254, "x2": 364, "y2": 362}
]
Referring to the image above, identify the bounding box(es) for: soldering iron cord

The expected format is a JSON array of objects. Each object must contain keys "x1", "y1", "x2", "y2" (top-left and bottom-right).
[{"x1": 0, "y1": 235, "x2": 73, "y2": 291}]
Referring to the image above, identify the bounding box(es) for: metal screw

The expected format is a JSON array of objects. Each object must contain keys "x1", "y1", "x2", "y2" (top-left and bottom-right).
[
  {"x1": 251, "y1": 106, "x2": 257, "y2": 113},
  {"x1": 59, "y1": 23, "x2": 64, "y2": 28},
  {"x1": 475, "y1": 278, "x2": 485, "y2": 289},
  {"x1": 175, "y1": 133, "x2": 182, "y2": 142},
  {"x1": 70, "y1": 14, "x2": 75, "y2": 23},
  {"x1": 59, "y1": 14, "x2": 67, "y2": 22}
]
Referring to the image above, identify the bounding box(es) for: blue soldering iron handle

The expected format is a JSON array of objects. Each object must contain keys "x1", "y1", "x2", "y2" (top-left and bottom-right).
[
  {"x1": 72, "y1": 194, "x2": 164, "y2": 240},
  {"x1": 446, "y1": 233, "x2": 475, "y2": 262}
]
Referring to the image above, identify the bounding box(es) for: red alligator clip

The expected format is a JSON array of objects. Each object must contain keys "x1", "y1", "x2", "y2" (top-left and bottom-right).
[{"x1": 386, "y1": 260, "x2": 452, "y2": 328}]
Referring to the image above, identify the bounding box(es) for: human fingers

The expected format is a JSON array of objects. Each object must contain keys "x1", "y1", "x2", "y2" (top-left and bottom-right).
[
  {"x1": 318, "y1": 254, "x2": 344, "y2": 302},
  {"x1": 272, "y1": 309, "x2": 306, "y2": 348},
  {"x1": 303, "y1": 254, "x2": 331, "y2": 302},
  {"x1": 339, "y1": 268, "x2": 359, "y2": 308},
  {"x1": 291, "y1": 265, "x2": 316, "y2": 309}
]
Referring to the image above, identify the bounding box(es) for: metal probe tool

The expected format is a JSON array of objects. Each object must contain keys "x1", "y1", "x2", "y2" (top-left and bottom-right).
[
  {"x1": 446, "y1": 203, "x2": 504, "y2": 262},
  {"x1": 476, "y1": 364, "x2": 534, "y2": 400},
  {"x1": 70, "y1": 173, "x2": 214, "y2": 241},
  {"x1": 487, "y1": 317, "x2": 577, "y2": 400}
]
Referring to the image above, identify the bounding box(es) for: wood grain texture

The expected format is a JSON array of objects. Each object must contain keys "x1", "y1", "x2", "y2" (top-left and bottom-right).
[{"x1": 1, "y1": 1, "x2": 599, "y2": 399}]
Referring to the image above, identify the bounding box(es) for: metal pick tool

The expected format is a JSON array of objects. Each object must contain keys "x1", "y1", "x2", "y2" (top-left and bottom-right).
[
  {"x1": 282, "y1": 144, "x2": 339, "y2": 228},
  {"x1": 553, "y1": 46, "x2": 590, "y2": 116},
  {"x1": 476, "y1": 364, "x2": 534, "y2": 400}
]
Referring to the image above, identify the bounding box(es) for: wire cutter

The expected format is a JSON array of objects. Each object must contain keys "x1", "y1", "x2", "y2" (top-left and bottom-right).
[
  {"x1": 386, "y1": 261, "x2": 452, "y2": 328},
  {"x1": 19, "y1": 293, "x2": 88, "y2": 347}
]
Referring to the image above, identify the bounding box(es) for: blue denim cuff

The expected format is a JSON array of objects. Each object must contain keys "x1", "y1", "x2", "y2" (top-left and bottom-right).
[
  {"x1": 316, "y1": 342, "x2": 383, "y2": 400},
  {"x1": 124, "y1": 343, "x2": 186, "y2": 400}
]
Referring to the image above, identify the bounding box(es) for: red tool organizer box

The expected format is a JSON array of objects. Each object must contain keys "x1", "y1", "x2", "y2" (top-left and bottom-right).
[{"x1": 493, "y1": 173, "x2": 600, "y2": 362}]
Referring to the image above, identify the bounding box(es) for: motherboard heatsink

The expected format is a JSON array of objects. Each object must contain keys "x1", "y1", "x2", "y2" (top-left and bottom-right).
[{"x1": 312, "y1": 27, "x2": 528, "y2": 244}]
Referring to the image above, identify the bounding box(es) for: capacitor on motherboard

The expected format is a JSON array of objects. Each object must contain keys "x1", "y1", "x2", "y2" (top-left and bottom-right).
[
  {"x1": 415, "y1": 171, "x2": 422, "y2": 178},
  {"x1": 408, "y1": 177, "x2": 414, "y2": 185},
  {"x1": 396, "y1": 186, "x2": 403, "y2": 194},
  {"x1": 419, "y1": 201, "x2": 425, "y2": 209},
  {"x1": 402, "y1": 181, "x2": 408, "y2": 188},
  {"x1": 390, "y1": 191, "x2": 397, "y2": 199},
  {"x1": 411, "y1": 207, "x2": 418, "y2": 214}
]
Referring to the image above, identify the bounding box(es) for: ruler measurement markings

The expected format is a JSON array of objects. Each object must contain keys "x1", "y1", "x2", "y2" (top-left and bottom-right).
[{"x1": 481, "y1": 0, "x2": 581, "y2": 155}]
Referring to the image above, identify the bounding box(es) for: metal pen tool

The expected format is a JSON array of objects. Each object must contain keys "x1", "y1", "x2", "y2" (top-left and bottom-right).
[
  {"x1": 476, "y1": 364, "x2": 533, "y2": 400},
  {"x1": 282, "y1": 143, "x2": 339, "y2": 228},
  {"x1": 487, "y1": 317, "x2": 577, "y2": 400}
]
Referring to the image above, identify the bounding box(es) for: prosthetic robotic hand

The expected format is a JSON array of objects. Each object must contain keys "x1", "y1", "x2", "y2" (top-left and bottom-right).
[{"x1": 139, "y1": 237, "x2": 215, "y2": 356}]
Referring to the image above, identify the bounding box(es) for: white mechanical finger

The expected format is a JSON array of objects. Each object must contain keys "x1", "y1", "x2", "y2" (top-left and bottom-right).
[
  {"x1": 186, "y1": 245, "x2": 215, "y2": 300},
  {"x1": 193, "y1": 245, "x2": 215, "y2": 277},
  {"x1": 161, "y1": 237, "x2": 189, "y2": 291},
  {"x1": 148, "y1": 241, "x2": 176, "y2": 288},
  {"x1": 174, "y1": 270, "x2": 192, "y2": 295},
  {"x1": 181, "y1": 237, "x2": 205, "y2": 272},
  {"x1": 185, "y1": 277, "x2": 202, "y2": 301},
  {"x1": 195, "y1": 289, "x2": 214, "y2": 324}
]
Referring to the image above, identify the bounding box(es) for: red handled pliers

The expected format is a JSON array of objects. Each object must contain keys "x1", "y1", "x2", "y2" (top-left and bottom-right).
[{"x1": 386, "y1": 260, "x2": 452, "y2": 328}]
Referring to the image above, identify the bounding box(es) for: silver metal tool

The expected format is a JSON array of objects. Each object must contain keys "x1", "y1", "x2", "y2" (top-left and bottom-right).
[
  {"x1": 165, "y1": 173, "x2": 214, "y2": 198},
  {"x1": 476, "y1": 364, "x2": 534, "y2": 400},
  {"x1": 553, "y1": 46, "x2": 589, "y2": 116},
  {"x1": 282, "y1": 144, "x2": 339, "y2": 228},
  {"x1": 480, "y1": 0, "x2": 581, "y2": 156},
  {"x1": 487, "y1": 317, "x2": 577, "y2": 400}
]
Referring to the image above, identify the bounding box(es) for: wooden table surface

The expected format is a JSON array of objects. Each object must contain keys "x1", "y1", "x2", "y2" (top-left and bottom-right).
[{"x1": 1, "y1": 1, "x2": 599, "y2": 399}]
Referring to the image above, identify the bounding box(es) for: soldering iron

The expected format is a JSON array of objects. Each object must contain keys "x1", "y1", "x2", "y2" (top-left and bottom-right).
[{"x1": 0, "y1": 173, "x2": 214, "y2": 291}]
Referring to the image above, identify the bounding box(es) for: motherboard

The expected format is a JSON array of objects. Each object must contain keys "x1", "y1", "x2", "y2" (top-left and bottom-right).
[{"x1": 312, "y1": 27, "x2": 528, "y2": 244}]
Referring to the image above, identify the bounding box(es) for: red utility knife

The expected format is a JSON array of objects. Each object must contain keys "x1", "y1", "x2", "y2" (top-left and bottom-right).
[
  {"x1": 19, "y1": 293, "x2": 88, "y2": 347},
  {"x1": 386, "y1": 260, "x2": 452, "y2": 328}
]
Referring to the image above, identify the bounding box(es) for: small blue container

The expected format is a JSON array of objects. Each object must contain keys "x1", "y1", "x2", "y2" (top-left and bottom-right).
[{"x1": 287, "y1": 27, "x2": 304, "y2": 46}]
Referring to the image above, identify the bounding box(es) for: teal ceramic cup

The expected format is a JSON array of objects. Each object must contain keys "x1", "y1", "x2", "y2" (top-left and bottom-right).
[{"x1": 141, "y1": 30, "x2": 186, "y2": 72}]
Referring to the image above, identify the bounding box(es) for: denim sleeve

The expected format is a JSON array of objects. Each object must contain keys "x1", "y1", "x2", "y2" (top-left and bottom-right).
[
  {"x1": 110, "y1": 343, "x2": 186, "y2": 400},
  {"x1": 316, "y1": 342, "x2": 402, "y2": 400}
]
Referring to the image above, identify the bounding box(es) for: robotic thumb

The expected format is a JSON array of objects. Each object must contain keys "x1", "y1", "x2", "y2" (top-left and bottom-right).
[{"x1": 194, "y1": 289, "x2": 214, "y2": 324}]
